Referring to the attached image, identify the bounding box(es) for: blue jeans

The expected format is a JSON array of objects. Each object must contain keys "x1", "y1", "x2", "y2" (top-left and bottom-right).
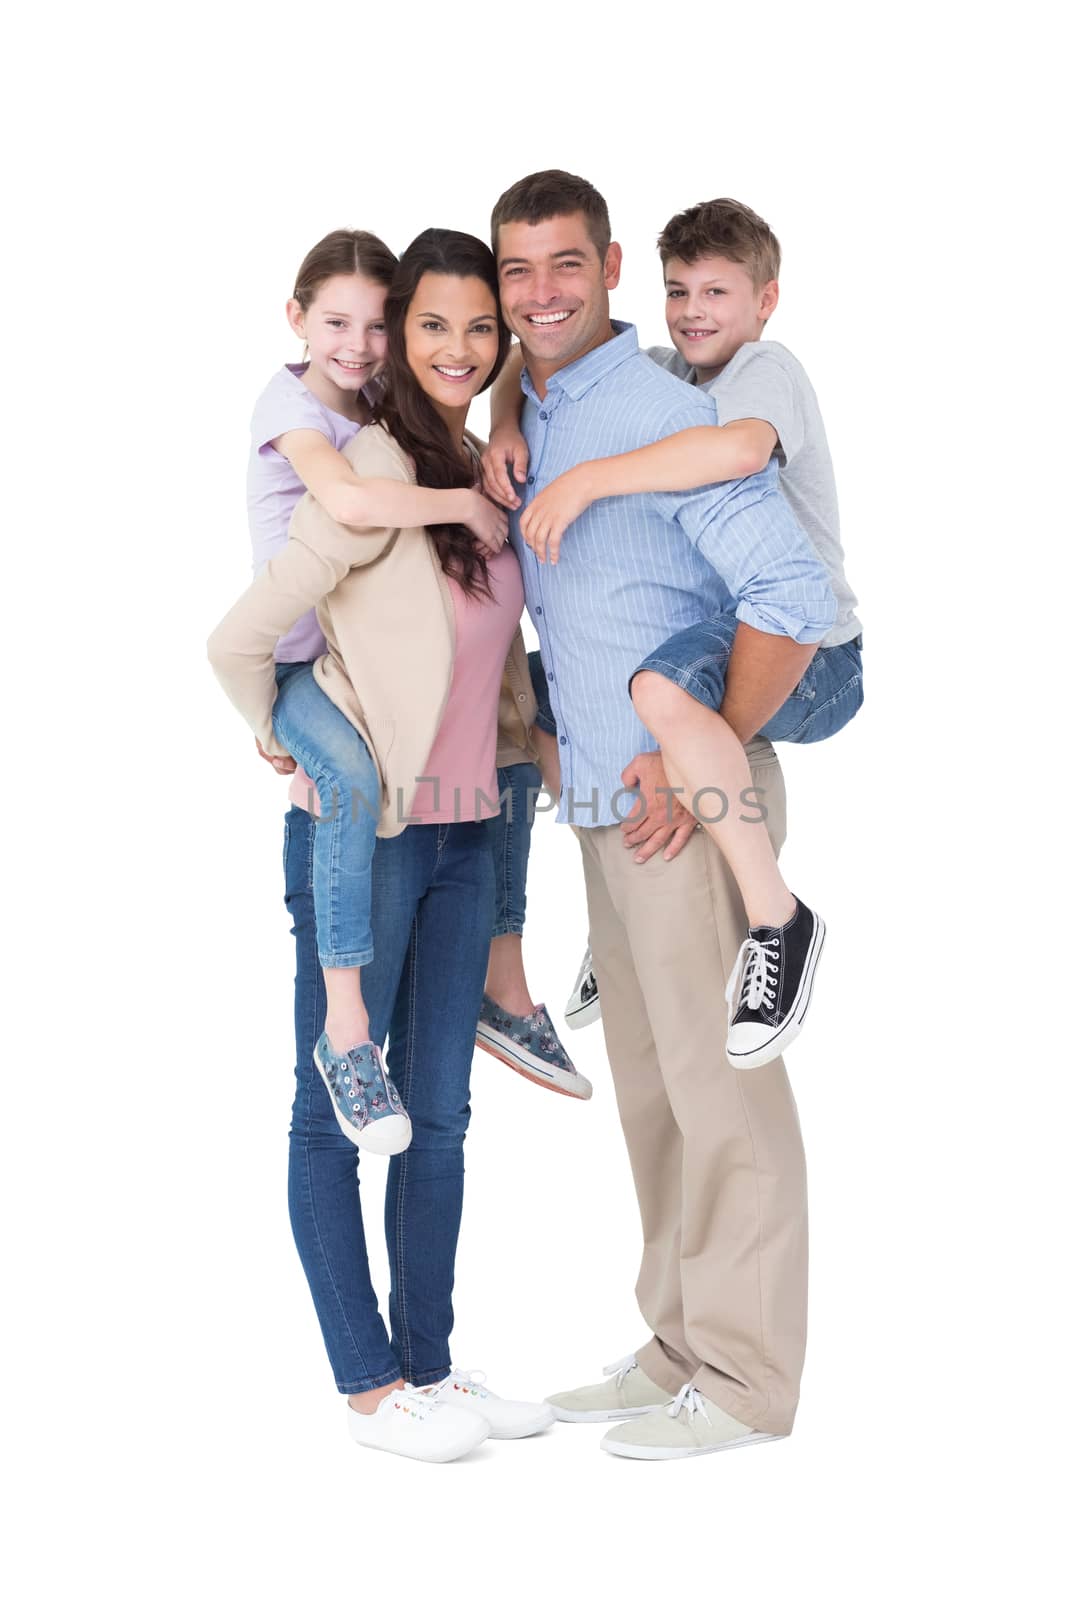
[
  {"x1": 632, "y1": 615, "x2": 864, "y2": 744},
  {"x1": 483, "y1": 762, "x2": 543, "y2": 938},
  {"x1": 273, "y1": 661, "x2": 380, "y2": 967},
  {"x1": 284, "y1": 804, "x2": 495, "y2": 1394}
]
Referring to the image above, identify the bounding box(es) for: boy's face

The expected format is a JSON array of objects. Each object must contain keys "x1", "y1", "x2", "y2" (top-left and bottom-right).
[{"x1": 663, "y1": 255, "x2": 778, "y2": 377}]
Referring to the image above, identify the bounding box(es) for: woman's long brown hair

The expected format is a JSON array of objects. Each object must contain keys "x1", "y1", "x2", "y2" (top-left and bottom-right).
[{"x1": 377, "y1": 228, "x2": 512, "y2": 600}]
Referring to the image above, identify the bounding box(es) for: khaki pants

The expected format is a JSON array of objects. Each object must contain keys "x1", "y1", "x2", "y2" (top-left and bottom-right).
[{"x1": 577, "y1": 739, "x2": 808, "y2": 1435}]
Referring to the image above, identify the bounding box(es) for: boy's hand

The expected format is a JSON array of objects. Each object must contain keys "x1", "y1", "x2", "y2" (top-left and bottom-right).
[
  {"x1": 464, "y1": 488, "x2": 509, "y2": 556},
  {"x1": 482, "y1": 426, "x2": 529, "y2": 510},
  {"x1": 256, "y1": 737, "x2": 296, "y2": 775},
  {"x1": 519, "y1": 464, "x2": 595, "y2": 565},
  {"x1": 619, "y1": 750, "x2": 699, "y2": 863}
]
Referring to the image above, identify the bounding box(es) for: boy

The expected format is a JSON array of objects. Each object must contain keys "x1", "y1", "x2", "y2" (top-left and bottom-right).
[{"x1": 485, "y1": 198, "x2": 862, "y2": 1068}]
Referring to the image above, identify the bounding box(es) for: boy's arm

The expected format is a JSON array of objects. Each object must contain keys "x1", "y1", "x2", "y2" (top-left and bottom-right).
[
  {"x1": 482, "y1": 346, "x2": 529, "y2": 509},
  {"x1": 519, "y1": 419, "x2": 778, "y2": 564},
  {"x1": 275, "y1": 429, "x2": 506, "y2": 551}
]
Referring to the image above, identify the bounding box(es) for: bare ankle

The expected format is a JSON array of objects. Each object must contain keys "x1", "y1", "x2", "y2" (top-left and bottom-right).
[{"x1": 348, "y1": 1379, "x2": 404, "y2": 1415}]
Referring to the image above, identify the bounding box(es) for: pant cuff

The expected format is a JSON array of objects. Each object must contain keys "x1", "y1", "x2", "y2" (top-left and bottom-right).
[{"x1": 337, "y1": 1366, "x2": 403, "y2": 1396}]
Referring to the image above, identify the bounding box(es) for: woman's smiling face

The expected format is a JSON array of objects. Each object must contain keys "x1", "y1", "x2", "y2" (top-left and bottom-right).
[{"x1": 403, "y1": 272, "x2": 502, "y2": 413}]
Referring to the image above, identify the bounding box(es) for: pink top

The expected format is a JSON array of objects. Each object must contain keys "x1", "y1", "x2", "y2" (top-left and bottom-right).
[
  {"x1": 289, "y1": 544, "x2": 524, "y2": 825},
  {"x1": 408, "y1": 545, "x2": 524, "y2": 823},
  {"x1": 247, "y1": 363, "x2": 364, "y2": 663}
]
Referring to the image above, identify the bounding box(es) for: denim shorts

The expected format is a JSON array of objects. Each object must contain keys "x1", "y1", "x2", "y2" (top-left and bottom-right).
[{"x1": 631, "y1": 613, "x2": 864, "y2": 745}]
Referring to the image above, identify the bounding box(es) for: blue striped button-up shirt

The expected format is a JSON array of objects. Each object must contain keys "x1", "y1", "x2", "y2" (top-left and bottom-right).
[{"x1": 512, "y1": 322, "x2": 836, "y2": 826}]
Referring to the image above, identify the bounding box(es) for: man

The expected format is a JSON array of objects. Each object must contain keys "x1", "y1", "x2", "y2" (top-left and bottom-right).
[{"x1": 490, "y1": 170, "x2": 834, "y2": 1459}]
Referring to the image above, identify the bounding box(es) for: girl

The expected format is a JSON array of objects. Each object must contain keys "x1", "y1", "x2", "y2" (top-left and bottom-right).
[
  {"x1": 208, "y1": 229, "x2": 554, "y2": 1461},
  {"x1": 217, "y1": 230, "x2": 510, "y2": 1153}
]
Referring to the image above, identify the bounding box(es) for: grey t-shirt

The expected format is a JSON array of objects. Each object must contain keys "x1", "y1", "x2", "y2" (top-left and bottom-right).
[{"x1": 646, "y1": 340, "x2": 861, "y2": 647}]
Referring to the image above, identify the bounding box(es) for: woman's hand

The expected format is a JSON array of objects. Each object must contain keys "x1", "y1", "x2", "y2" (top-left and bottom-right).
[
  {"x1": 519, "y1": 464, "x2": 596, "y2": 565},
  {"x1": 481, "y1": 425, "x2": 529, "y2": 510},
  {"x1": 464, "y1": 488, "x2": 509, "y2": 556},
  {"x1": 256, "y1": 737, "x2": 296, "y2": 775}
]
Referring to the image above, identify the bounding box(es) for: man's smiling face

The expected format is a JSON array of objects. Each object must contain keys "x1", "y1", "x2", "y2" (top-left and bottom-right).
[{"x1": 496, "y1": 213, "x2": 621, "y2": 373}]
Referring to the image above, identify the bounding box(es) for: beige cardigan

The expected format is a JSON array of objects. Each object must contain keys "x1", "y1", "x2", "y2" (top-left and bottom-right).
[{"x1": 208, "y1": 423, "x2": 539, "y2": 838}]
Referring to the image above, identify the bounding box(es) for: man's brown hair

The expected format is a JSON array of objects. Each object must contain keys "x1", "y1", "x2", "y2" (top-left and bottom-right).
[
  {"x1": 657, "y1": 199, "x2": 781, "y2": 286},
  {"x1": 491, "y1": 170, "x2": 611, "y2": 261}
]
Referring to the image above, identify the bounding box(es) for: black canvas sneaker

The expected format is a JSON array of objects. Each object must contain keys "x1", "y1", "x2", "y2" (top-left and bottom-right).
[
  {"x1": 725, "y1": 897, "x2": 826, "y2": 1069},
  {"x1": 564, "y1": 944, "x2": 601, "y2": 1030}
]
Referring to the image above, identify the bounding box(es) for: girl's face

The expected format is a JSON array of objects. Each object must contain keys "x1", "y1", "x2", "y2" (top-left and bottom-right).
[
  {"x1": 403, "y1": 272, "x2": 501, "y2": 414},
  {"x1": 286, "y1": 273, "x2": 388, "y2": 394}
]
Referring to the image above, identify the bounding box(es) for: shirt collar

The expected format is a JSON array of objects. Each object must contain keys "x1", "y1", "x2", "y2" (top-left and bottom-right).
[{"x1": 519, "y1": 320, "x2": 639, "y2": 404}]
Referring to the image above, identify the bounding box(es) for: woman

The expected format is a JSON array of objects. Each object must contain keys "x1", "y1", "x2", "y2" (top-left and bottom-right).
[{"x1": 208, "y1": 229, "x2": 554, "y2": 1463}]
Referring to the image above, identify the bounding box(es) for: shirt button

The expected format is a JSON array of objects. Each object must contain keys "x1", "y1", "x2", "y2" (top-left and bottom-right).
[
  {"x1": 547, "y1": 672, "x2": 554, "y2": 682},
  {"x1": 539, "y1": 411, "x2": 548, "y2": 420},
  {"x1": 527, "y1": 475, "x2": 536, "y2": 484},
  {"x1": 535, "y1": 606, "x2": 543, "y2": 615},
  {"x1": 559, "y1": 736, "x2": 568, "y2": 746}
]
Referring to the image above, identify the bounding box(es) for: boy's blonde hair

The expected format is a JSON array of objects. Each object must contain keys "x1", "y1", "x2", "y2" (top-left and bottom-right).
[{"x1": 657, "y1": 199, "x2": 781, "y2": 286}]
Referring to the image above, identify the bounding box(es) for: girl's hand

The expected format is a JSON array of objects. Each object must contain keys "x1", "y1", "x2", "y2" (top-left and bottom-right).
[
  {"x1": 464, "y1": 488, "x2": 509, "y2": 556},
  {"x1": 256, "y1": 737, "x2": 296, "y2": 775},
  {"x1": 519, "y1": 465, "x2": 595, "y2": 565},
  {"x1": 482, "y1": 426, "x2": 529, "y2": 510}
]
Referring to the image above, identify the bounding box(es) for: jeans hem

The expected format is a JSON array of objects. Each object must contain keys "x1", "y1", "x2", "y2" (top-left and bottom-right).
[
  {"x1": 316, "y1": 946, "x2": 374, "y2": 969},
  {"x1": 630, "y1": 657, "x2": 723, "y2": 714},
  {"x1": 408, "y1": 1364, "x2": 452, "y2": 1387},
  {"x1": 337, "y1": 1367, "x2": 404, "y2": 1396}
]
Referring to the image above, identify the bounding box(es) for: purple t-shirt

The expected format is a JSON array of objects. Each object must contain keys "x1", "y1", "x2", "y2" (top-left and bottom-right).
[{"x1": 247, "y1": 364, "x2": 363, "y2": 663}]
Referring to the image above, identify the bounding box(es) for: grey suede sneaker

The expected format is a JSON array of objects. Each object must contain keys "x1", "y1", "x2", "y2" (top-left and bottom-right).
[
  {"x1": 601, "y1": 1382, "x2": 785, "y2": 1460},
  {"x1": 475, "y1": 996, "x2": 593, "y2": 1100},
  {"x1": 545, "y1": 1355, "x2": 673, "y2": 1422}
]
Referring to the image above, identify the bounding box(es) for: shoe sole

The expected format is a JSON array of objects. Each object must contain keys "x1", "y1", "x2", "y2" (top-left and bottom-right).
[
  {"x1": 549, "y1": 1402, "x2": 663, "y2": 1423},
  {"x1": 727, "y1": 912, "x2": 826, "y2": 1071},
  {"x1": 475, "y1": 1028, "x2": 593, "y2": 1100},
  {"x1": 348, "y1": 1429, "x2": 490, "y2": 1464},
  {"x1": 601, "y1": 1431, "x2": 785, "y2": 1460},
  {"x1": 312, "y1": 1042, "x2": 412, "y2": 1154},
  {"x1": 488, "y1": 1412, "x2": 556, "y2": 1439},
  {"x1": 564, "y1": 993, "x2": 601, "y2": 1030}
]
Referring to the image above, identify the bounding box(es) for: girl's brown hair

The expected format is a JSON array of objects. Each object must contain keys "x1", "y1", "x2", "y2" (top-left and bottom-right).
[{"x1": 291, "y1": 229, "x2": 398, "y2": 308}]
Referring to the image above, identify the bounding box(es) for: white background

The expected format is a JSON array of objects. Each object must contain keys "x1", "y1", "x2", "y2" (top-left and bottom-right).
[{"x1": 5, "y1": 3, "x2": 1062, "y2": 1596}]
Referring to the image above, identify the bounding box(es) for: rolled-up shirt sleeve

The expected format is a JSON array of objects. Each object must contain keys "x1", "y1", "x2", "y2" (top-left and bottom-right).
[{"x1": 650, "y1": 402, "x2": 836, "y2": 643}]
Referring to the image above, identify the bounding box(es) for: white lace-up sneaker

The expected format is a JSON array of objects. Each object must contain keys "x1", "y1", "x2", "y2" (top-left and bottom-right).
[
  {"x1": 545, "y1": 1354, "x2": 673, "y2": 1423},
  {"x1": 564, "y1": 944, "x2": 601, "y2": 1029},
  {"x1": 601, "y1": 1382, "x2": 784, "y2": 1460},
  {"x1": 422, "y1": 1368, "x2": 554, "y2": 1440},
  {"x1": 346, "y1": 1383, "x2": 490, "y2": 1463}
]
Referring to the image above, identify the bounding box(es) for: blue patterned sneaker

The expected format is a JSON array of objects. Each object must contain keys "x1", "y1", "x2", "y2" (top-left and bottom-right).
[
  {"x1": 475, "y1": 997, "x2": 593, "y2": 1100},
  {"x1": 312, "y1": 1034, "x2": 412, "y2": 1155}
]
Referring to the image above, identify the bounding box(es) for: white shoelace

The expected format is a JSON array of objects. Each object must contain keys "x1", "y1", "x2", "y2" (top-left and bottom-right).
[
  {"x1": 602, "y1": 1353, "x2": 638, "y2": 1389},
  {"x1": 668, "y1": 1383, "x2": 710, "y2": 1422},
  {"x1": 443, "y1": 1367, "x2": 491, "y2": 1398},
  {"x1": 384, "y1": 1382, "x2": 440, "y2": 1421},
  {"x1": 725, "y1": 936, "x2": 780, "y2": 1014}
]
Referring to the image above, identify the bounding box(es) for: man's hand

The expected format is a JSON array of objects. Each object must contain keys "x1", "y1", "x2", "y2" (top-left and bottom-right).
[
  {"x1": 519, "y1": 463, "x2": 595, "y2": 565},
  {"x1": 464, "y1": 488, "x2": 509, "y2": 557},
  {"x1": 482, "y1": 425, "x2": 529, "y2": 510},
  {"x1": 256, "y1": 737, "x2": 296, "y2": 775},
  {"x1": 619, "y1": 750, "x2": 699, "y2": 863}
]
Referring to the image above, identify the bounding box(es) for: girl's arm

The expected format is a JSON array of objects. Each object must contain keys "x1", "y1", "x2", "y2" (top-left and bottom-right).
[
  {"x1": 482, "y1": 347, "x2": 529, "y2": 509},
  {"x1": 276, "y1": 429, "x2": 507, "y2": 551},
  {"x1": 519, "y1": 419, "x2": 779, "y2": 565}
]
